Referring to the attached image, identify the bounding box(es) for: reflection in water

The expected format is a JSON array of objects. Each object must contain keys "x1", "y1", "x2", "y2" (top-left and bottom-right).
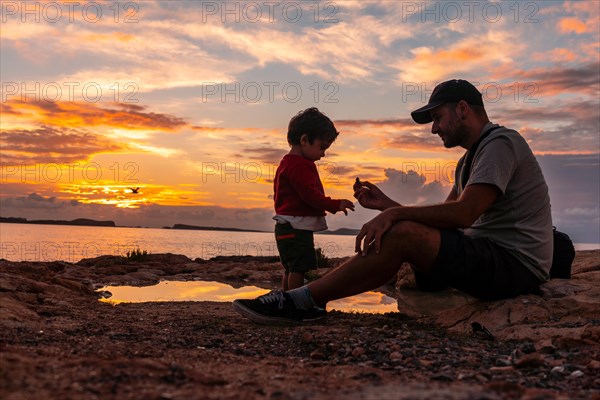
[{"x1": 99, "y1": 281, "x2": 398, "y2": 314}]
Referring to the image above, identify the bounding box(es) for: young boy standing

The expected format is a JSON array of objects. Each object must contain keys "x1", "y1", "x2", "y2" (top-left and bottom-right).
[{"x1": 273, "y1": 107, "x2": 355, "y2": 291}]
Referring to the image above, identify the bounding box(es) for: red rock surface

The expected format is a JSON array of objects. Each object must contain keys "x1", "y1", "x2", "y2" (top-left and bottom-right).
[
  {"x1": 1, "y1": 251, "x2": 599, "y2": 399},
  {"x1": 396, "y1": 250, "x2": 600, "y2": 342}
]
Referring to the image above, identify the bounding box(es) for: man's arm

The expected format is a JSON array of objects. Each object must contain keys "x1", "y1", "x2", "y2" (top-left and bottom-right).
[
  {"x1": 395, "y1": 183, "x2": 499, "y2": 229},
  {"x1": 355, "y1": 183, "x2": 499, "y2": 254},
  {"x1": 444, "y1": 187, "x2": 458, "y2": 203}
]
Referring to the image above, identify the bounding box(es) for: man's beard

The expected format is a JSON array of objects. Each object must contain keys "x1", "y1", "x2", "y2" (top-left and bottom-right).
[{"x1": 441, "y1": 114, "x2": 467, "y2": 148}]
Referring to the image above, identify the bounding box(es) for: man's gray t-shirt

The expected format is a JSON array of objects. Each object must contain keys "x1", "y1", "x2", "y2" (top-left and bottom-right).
[{"x1": 453, "y1": 122, "x2": 553, "y2": 281}]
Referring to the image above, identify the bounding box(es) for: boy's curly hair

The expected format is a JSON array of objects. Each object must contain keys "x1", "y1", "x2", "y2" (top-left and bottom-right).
[{"x1": 287, "y1": 107, "x2": 339, "y2": 145}]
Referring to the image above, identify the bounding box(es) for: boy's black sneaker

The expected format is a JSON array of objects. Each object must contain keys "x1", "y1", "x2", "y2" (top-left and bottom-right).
[
  {"x1": 304, "y1": 305, "x2": 327, "y2": 320},
  {"x1": 232, "y1": 290, "x2": 326, "y2": 324}
]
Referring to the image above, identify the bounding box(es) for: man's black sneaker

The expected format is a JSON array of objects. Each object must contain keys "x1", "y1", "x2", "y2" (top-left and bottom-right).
[{"x1": 232, "y1": 290, "x2": 326, "y2": 324}]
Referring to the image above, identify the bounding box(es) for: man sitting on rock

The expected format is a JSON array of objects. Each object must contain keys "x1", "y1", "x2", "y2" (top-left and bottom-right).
[{"x1": 233, "y1": 79, "x2": 553, "y2": 324}]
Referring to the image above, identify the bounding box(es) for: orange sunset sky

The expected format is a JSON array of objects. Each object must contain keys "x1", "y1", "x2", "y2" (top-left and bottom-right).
[{"x1": 1, "y1": 0, "x2": 599, "y2": 243}]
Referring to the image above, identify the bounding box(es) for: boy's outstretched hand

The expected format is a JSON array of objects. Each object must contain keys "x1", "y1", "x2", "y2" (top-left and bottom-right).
[{"x1": 338, "y1": 199, "x2": 355, "y2": 215}]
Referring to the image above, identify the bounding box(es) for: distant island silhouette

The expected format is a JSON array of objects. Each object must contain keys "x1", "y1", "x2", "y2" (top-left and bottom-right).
[
  {"x1": 1, "y1": 217, "x2": 359, "y2": 235},
  {"x1": 1, "y1": 217, "x2": 115, "y2": 227},
  {"x1": 165, "y1": 224, "x2": 264, "y2": 233},
  {"x1": 319, "y1": 228, "x2": 360, "y2": 236}
]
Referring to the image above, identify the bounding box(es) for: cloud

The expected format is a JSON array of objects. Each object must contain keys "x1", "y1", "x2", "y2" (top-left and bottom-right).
[
  {"x1": 190, "y1": 126, "x2": 228, "y2": 132},
  {"x1": 1, "y1": 193, "x2": 62, "y2": 209},
  {"x1": 396, "y1": 31, "x2": 522, "y2": 83},
  {"x1": 2, "y1": 12, "x2": 244, "y2": 90},
  {"x1": 378, "y1": 168, "x2": 447, "y2": 206},
  {"x1": 381, "y1": 133, "x2": 445, "y2": 152},
  {"x1": 3, "y1": 101, "x2": 187, "y2": 130},
  {"x1": 202, "y1": 23, "x2": 374, "y2": 80},
  {"x1": 84, "y1": 32, "x2": 136, "y2": 43},
  {"x1": 0, "y1": 126, "x2": 128, "y2": 164},
  {"x1": 565, "y1": 207, "x2": 600, "y2": 217},
  {"x1": 493, "y1": 100, "x2": 600, "y2": 154},
  {"x1": 337, "y1": 118, "x2": 415, "y2": 128},
  {"x1": 242, "y1": 146, "x2": 287, "y2": 163},
  {"x1": 64, "y1": 60, "x2": 238, "y2": 94},
  {"x1": 537, "y1": 154, "x2": 600, "y2": 243},
  {"x1": 27, "y1": 193, "x2": 53, "y2": 203},
  {"x1": 557, "y1": 1, "x2": 599, "y2": 35},
  {"x1": 531, "y1": 48, "x2": 578, "y2": 63},
  {"x1": 1, "y1": 100, "x2": 189, "y2": 164},
  {"x1": 493, "y1": 62, "x2": 600, "y2": 97},
  {"x1": 0, "y1": 103, "x2": 22, "y2": 116},
  {"x1": 337, "y1": 118, "x2": 457, "y2": 153},
  {"x1": 326, "y1": 166, "x2": 450, "y2": 230},
  {"x1": 171, "y1": 11, "x2": 415, "y2": 82},
  {"x1": 325, "y1": 164, "x2": 356, "y2": 177},
  {"x1": 558, "y1": 18, "x2": 589, "y2": 34},
  {"x1": 2, "y1": 2, "x2": 412, "y2": 87}
]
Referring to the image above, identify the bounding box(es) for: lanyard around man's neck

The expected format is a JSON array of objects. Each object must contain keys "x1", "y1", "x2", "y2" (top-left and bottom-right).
[{"x1": 460, "y1": 126, "x2": 502, "y2": 188}]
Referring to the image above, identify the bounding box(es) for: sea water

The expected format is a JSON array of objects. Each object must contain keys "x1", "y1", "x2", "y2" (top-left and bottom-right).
[
  {"x1": 1, "y1": 222, "x2": 597, "y2": 262},
  {"x1": 0, "y1": 222, "x2": 355, "y2": 262},
  {"x1": 98, "y1": 280, "x2": 399, "y2": 314}
]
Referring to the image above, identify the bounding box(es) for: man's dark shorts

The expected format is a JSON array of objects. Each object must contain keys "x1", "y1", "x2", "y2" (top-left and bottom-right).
[
  {"x1": 414, "y1": 229, "x2": 542, "y2": 300},
  {"x1": 275, "y1": 222, "x2": 317, "y2": 273}
]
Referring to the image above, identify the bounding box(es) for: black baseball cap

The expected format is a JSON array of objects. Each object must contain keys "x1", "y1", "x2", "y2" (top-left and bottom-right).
[{"x1": 410, "y1": 79, "x2": 484, "y2": 124}]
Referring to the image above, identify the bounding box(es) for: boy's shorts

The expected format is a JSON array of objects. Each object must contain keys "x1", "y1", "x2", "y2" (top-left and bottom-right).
[
  {"x1": 414, "y1": 229, "x2": 542, "y2": 300},
  {"x1": 275, "y1": 222, "x2": 317, "y2": 273}
]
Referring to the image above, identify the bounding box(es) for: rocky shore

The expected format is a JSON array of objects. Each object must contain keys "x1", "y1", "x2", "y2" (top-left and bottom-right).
[{"x1": 1, "y1": 251, "x2": 599, "y2": 399}]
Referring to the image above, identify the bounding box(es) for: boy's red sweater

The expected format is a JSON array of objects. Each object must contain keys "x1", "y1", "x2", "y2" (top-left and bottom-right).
[{"x1": 274, "y1": 154, "x2": 340, "y2": 216}]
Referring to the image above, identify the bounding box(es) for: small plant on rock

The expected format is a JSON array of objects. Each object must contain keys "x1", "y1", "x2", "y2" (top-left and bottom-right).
[
  {"x1": 125, "y1": 248, "x2": 149, "y2": 262},
  {"x1": 315, "y1": 247, "x2": 332, "y2": 269}
]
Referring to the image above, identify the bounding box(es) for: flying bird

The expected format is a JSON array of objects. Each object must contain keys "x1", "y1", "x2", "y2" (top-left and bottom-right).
[{"x1": 128, "y1": 187, "x2": 140, "y2": 194}]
